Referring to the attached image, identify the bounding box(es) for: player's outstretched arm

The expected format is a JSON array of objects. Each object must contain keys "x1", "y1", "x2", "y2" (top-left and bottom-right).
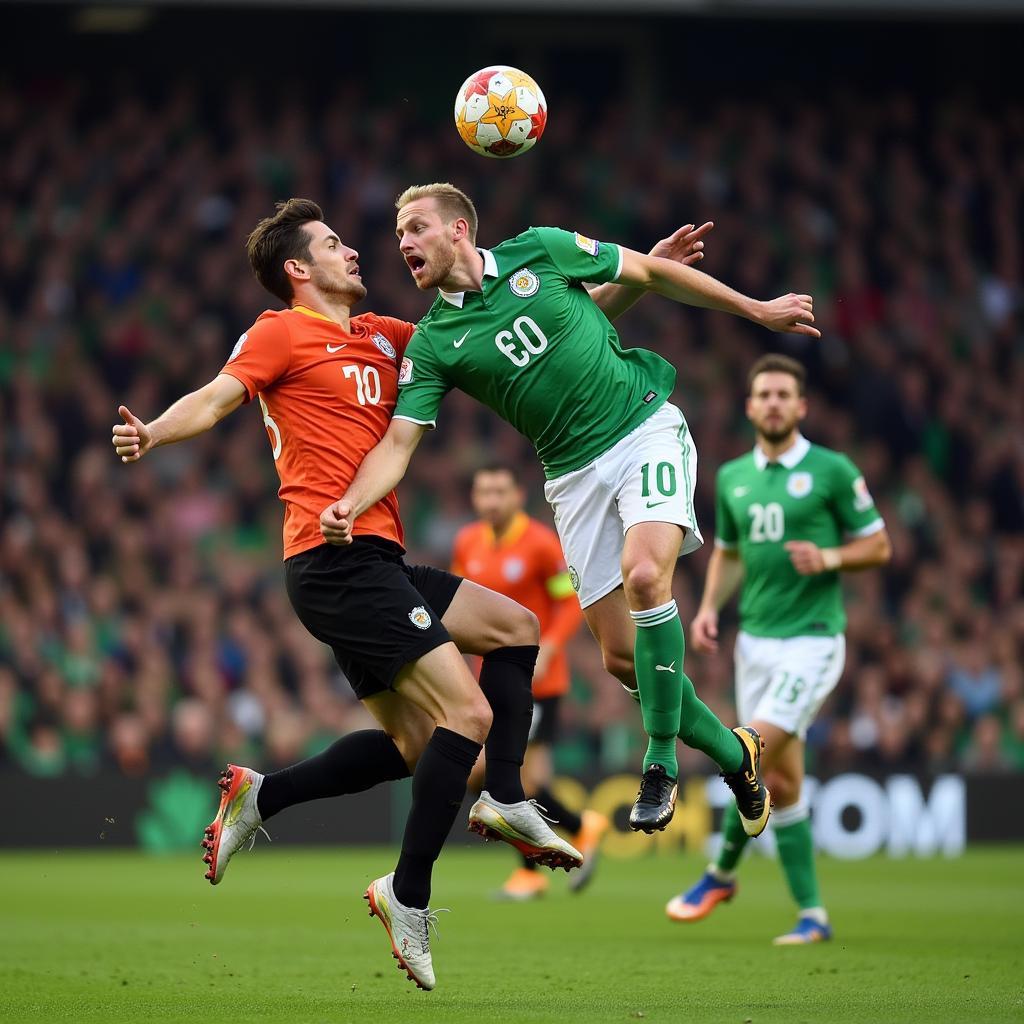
[
  {"x1": 590, "y1": 222, "x2": 713, "y2": 322},
  {"x1": 111, "y1": 374, "x2": 247, "y2": 463},
  {"x1": 320, "y1": 418, "x2": 429, "y2": 545},
  {"x1": 616, "y1": 249, "x2": 821, "y2": 337}
]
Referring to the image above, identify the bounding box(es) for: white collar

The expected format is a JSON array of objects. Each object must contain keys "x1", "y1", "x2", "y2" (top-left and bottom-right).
[
  {"x1": 439, "y1": 247, "x2": 499, "y2": 308},
  {"x1": 753, "y1": 433, "x2": 810, "y2": 471}
]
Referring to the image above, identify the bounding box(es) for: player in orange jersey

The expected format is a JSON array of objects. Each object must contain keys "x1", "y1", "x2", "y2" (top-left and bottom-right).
[
  {"x1": 110, "y1": 199, "x2": 583, "y2": 991},
  {"x1": 453, "y1": 464, "x2": 610, "y2": 900}
]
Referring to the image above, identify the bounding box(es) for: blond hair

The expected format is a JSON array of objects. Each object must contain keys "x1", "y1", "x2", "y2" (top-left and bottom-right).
[{"x1": 396, "y1": 183, "x2": 478, "y2": 243}]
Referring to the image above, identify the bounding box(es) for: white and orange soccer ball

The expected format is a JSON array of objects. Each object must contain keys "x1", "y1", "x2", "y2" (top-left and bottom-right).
[{"x1": 454, "y1": 66, "x2": 547, "y2": 159}]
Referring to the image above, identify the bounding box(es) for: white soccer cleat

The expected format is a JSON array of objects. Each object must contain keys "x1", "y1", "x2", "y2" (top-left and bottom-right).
[
  {"x1": 201, "y1": 764, "x2": 267, "y2": 885},
  {"x1": 364, "y1": 872, "x2": 441, "y2": 991},
  {"x1": 468, "y1": 791, "x2": 583, "y2": 871}
]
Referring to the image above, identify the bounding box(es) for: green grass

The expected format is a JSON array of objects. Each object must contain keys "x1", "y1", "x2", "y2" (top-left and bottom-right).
[{"x1": 1, "y1": 846, "x2": 1022, "y2": 1023}]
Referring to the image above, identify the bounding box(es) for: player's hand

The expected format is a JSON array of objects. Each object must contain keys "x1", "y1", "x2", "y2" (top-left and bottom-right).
[
  {"x1": 320, "y1": 499, "x2": 355, "y2": 545},
  {"x1": 784, "y1": 540, "x2": 826, "y2": 575},
  {"x1": 690, "y1": 607, "x2": 720, "y2": 653},
  {"x1": 757, "y1": 294, "x2": 820, "y2": 337},
  {"x1": 111, "y1": 405, "x2": 153, "y2": 463},
  {"x1": 649, "y1": 222, "x2": 714, "y2": 268}
]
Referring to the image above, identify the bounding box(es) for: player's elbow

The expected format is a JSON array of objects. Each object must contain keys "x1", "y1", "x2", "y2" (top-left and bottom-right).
[{"x1": 873, "y1": 530, "x2": 893, "y2": 565}]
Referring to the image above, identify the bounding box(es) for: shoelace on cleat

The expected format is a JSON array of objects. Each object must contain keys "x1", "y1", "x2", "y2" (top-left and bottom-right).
[
  {"x1": 236, "y1": 822, "x2": 272, "y2": 852},
  {"x1": 412, "y1": 908, "x2": 449, "y2": 956},
  {"x1": 526, "y1": 799, "x2": 558, "y2": 824},
  {"x1": 636, "y1": 769, "x2": 670, "y2": 806}
]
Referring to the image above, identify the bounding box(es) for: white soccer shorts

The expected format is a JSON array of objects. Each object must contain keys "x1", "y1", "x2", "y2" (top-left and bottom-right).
[
  {"x1": 543, "y1": 402, "x2": 702, "y2": 609},
  {"x1": 734, "y1": 631, "x2": 846, "y2": 740}
]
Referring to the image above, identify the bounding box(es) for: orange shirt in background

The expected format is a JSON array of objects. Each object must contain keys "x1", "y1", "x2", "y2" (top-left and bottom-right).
[
  {"x1": 452, "y1": 512, "x2": 583, "y2": 698},
  {"x1": 220, "y1": 306, "x2": 414, "y2": 559}
]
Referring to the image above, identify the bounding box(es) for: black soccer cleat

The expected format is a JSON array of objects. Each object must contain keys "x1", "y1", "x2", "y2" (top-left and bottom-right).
[
  {"x1": 721, "y1": 726, "x2": 772, "y2": 837},
  {"x1": 629, "y1": 763, "x2": 678, "y2": 834}
]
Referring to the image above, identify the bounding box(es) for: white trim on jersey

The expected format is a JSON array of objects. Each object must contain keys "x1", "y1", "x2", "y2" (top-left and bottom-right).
[
  {"x1": 847, "y1": 517, "x2": 886, "y2": 538},
  {"x1": 392, "y1": 414, "x2": 436, "y2": 429},
  {"x1": 752, "y1": 433, "x2": 811, "y2": 471},
  {"x1": 439, "y1": 247, "x2": 499, "y2": 308},
  {"x1": 611, "y1": 242, "x2": 624, "y2": 282}
]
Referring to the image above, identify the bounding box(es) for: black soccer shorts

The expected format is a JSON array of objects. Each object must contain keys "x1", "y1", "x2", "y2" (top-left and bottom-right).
[{"x1": 285, "y1": 537, "x2": 463, "y2": 700}]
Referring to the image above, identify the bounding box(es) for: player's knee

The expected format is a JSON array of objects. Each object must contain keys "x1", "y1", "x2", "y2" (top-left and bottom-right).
[
  {"x1": 623, "y1": 559, "x2": 671, "y2": 609},
  {"x1": 506, "y1": 604, "x2": 540, "y2": 647},
  {"x1": 482, "y1": 603, "x2": 539, "y2": 650},
  {"x1": 446, "y1": 690, "x2": 493, "y2": 743}
]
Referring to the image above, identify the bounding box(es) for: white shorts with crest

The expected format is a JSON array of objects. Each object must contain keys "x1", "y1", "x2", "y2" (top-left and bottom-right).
[{"x1": 543, "y1": 403, "x2": 702, "y2": 609}]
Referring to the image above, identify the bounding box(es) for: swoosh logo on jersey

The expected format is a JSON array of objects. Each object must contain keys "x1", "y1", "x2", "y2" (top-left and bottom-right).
[
  {"x1": 326, "y1": 343, "x2": 347, "y2": 353},
  {"x1": 453, "y1": 330, "x2": 470, "y2": 348},
  {"x1": 733, "y1": 486, "x2": 750, "y2": 497},
  {"x1": 646, "y1": 500, "x2": 669, "y2": 509}
]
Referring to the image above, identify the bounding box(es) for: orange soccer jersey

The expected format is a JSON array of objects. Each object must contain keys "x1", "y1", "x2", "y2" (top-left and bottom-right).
[
  {"x1": 220, "y1": 305, "x2": 414, "y2": 559},
  {"x1": 452, "y1": 512, "x2": 583, "y2": 698}
]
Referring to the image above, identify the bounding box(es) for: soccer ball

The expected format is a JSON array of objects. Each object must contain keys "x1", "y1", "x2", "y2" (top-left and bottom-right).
[{"x1": 454, "y1": 66, "x2": 547, "y2": 159}]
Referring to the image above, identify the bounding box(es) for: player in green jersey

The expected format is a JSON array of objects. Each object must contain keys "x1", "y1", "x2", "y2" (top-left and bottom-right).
[
  {"x1": 322, "y1": 183, "x2": 819, "y2": 836},
  {"x1": 665, "y1": 353, "x2": 891, "y2": 944}
]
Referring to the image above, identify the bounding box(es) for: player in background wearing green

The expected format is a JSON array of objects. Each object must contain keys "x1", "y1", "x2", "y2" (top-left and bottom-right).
[
  {"x1": 666, "y1": 354, "x2": 891, "y2": 944},
  {"x1": 321, "y1": 183, "x2": 820, "y2": 837}
]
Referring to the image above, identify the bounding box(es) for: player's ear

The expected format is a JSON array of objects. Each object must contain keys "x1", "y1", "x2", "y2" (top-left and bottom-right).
[
  {"x1": 452, "y1": 217, "x2": 469, "y2": 243},
  {"x1": 797, "y1": 395, "x2": 808, "y2": 421},
  {"x1": 284, "y1": 258, "x2": 310, "y2": 283}
]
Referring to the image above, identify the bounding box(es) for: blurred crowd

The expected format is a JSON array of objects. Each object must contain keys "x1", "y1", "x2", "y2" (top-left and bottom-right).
[{"x1": 1, "y1": 64, "x2": 1022, "y2": 783}]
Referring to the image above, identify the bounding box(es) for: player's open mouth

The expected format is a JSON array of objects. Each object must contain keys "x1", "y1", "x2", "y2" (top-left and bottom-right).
[{"x1": 407, "y1": 255, "x2": 426, "y2": 276}]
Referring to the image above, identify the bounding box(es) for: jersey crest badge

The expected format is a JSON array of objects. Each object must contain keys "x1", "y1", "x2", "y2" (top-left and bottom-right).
[
  {"x1": 409, "y1": 606, "x2": 432, "y2": 630},
  {"x1": 228, "y1": 333, "x2": 247, "y2": 361},
  {"x1": 574, "y1": 232, "x2": 600, "y2": 256},
  {"x1": 509, "y1": 268, "x2": 540, "y2": 298},
  {"x1": 787, "y1": 472, "x2": 813, "y2": 498},
  {"x1": 398, "y1": 357, "x2": 413, "y2": 385},
  {"x1": 852, "y1": 475, "x2": 875, "y2": 512},
  {"x1": 371, "y1": 332, "x2": 397, "y2": 359},
  {"x1": 502, "y1": 557, "x2": 525, "y2": 583}
]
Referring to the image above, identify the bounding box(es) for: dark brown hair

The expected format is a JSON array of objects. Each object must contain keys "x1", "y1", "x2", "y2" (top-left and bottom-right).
[
  {"x1": 246, "y1": 198, "x2": 323, "y2": 303},
  {"x1": 747, "y1": 353, "x2": 807, "y2": 396}
]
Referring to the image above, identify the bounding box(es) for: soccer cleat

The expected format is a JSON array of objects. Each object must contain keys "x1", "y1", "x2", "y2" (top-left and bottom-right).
[
  {"x1": 773, "y1": 915, "x2": 833, "y2": 946},
  {"x1": 665, "y1": 870, "x2": 737, "y2": 922},
  {"x1": 364, "y1": 872, "x2": 441, "y2": 990},
  {"x1": 497, "y1": 867, "x2": 549, "y2": 901},
  {"x1": 201, "y1": 764, "x2": 267, "y2": 885},
  {"x1": 468, "y1": 791, "x2": 583, "y2": 871},
  {"x1": 628, "y1": 763, "x2": 678, "y2": 833},
  {"x1": 567, "y1": 809, "x2": 611, "y2": 893},
  {"x1": 721, "y1": 726, "x2": 772, "y2": 837}
]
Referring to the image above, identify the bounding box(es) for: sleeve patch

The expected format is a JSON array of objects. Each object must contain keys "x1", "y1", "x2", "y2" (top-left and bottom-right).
[
  {"x1": 852, "y1": 475, "x2": 875, "y2": 512},
  {"x1": 574, "y1": 232, "x2": 600, "y2": 256},
  {"x1": 228, "y1": 333, "x2": 247, "y2": 362},
  {"x1": 398, "y1": 357, "x2": 413, "y2": 385}
]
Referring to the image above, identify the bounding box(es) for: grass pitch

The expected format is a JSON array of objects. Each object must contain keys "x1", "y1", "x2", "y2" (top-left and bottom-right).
[{"x1": 1, "y1": 845, "x2": 1021, "y2": 1023}]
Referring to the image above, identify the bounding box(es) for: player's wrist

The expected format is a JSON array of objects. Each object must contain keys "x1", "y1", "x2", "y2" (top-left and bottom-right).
[{"x1": 820, "y1": 547, "x2": 842, "y2": 571}]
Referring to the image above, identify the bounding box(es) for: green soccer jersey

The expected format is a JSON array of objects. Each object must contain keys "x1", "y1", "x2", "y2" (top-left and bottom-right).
[
  {"x1": 394, "y1": 227, "x2": 677, "y2": 478},
  {"x1": 715, "y1": 435, "x2": 884, "y2": 638}
]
